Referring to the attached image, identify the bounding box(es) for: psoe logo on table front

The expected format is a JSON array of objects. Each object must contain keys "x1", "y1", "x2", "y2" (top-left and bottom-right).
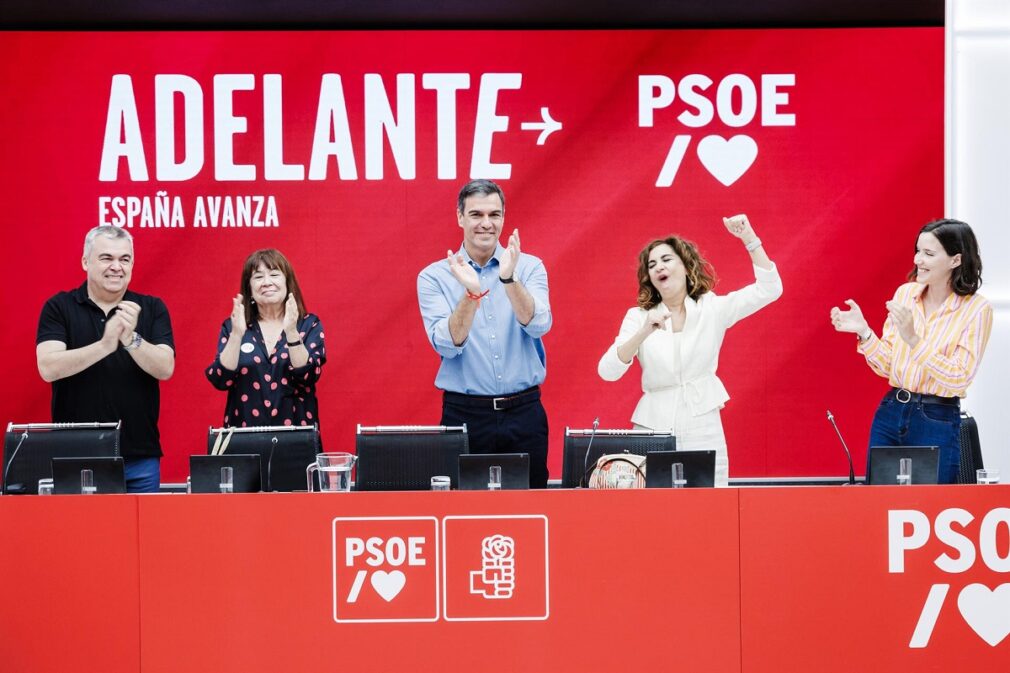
[
  {"x1": 889, "y1": 507, "x2": 1010, "y2": 648},
  {"x1": 332, "y1": 516, "x2": 439, "y2": 623},
  {"x1": 332, "y1": 514, "x2": 550, "y2": 623},
  {"x1": 442, "y1": 515, "x2": 549, "y2": 621}
]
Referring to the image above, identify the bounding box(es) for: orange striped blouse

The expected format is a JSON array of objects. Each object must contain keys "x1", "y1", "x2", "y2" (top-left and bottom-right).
[{"x1": 857, "y1": 283, "x2": 993, "y2": 398}]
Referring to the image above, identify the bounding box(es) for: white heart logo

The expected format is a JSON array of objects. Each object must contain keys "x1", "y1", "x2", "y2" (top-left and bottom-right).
[
  {"x1": 696, "y1": 135, "x2": 758, "y2": 187},
  {"x1": 957, "y1": 583, "x2": 1010, "y2": 647},
  {"x1": 370, "y1": 570, "x2": 406, "y2": 602}
]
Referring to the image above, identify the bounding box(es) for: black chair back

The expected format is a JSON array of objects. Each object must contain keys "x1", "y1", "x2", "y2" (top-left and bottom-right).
[
  {"x1": 3, "y1": 422, "x2": 120, "y2": 495},
  {"x1": 561, "y1": 428, "x2": 675, "y2": 488},
  {"x1": 957, "y1": 411, "x2": 983, "y2": 484},
  {"x1": 355, "y1": 425, "x2": 468, "y2": 491},
  {"x1": 208, "y1": 425, "x2": 319, "y2": 492}
]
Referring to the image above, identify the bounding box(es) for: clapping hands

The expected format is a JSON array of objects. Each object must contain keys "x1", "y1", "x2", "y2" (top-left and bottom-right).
[
  {"x1": 885, "y1": 300, "x2": 919, "y2": 346},
  {"x1": 229, "y1": 294, "x2": 247, "y2": 338},
  {"x1": 115, "y1": 301, "x2": 141, "y2": 346},
  {"x1": 830, "y1": 300, "x2": 868, "y2": 335},
  {"x1": 283, "y1": 294, "x2": 300, "y2": 335},
  {"x1": 499, "y1": 230, "x2": 521, "y2": 281},
  {"x1": 447, "y1": 250, "x2": 482, "y2": 294}
]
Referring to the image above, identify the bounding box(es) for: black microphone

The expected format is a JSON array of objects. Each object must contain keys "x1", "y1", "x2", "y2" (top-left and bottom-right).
[
  {"x1": 826, "y1": 410, "x2": 856, "y2": 485},
  {"x1": 580, "y1": 417, "x2": 600, "y2": 488},
  {"x1": 266, "y1": 435, "x2": 279, "y2": 492},
  {"x1": 2, "y1": 430, "x2": 30, "y2": 494}
]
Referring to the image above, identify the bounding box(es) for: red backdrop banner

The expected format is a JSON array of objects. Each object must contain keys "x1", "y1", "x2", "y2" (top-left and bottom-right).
[{"x1": 0, "y1": 29, "x2": 944, "y2": 480}]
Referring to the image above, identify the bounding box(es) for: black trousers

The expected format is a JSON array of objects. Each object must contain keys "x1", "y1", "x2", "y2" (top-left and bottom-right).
[{"x1": 440, "y1": 393, "x2": 549, "y2": 488}]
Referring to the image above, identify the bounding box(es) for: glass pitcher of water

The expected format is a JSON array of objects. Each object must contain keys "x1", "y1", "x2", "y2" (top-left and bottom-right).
[{"x1": 306, "y1": 452, "x2": 357, "y2": 492}]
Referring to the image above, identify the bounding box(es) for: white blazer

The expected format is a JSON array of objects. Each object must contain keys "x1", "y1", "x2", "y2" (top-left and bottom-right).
[{"x1": 598, "y1": 264, "x2": 783, "y2": 430}]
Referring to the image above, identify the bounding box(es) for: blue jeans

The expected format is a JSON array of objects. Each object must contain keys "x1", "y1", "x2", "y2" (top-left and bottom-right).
[
  {"x1": 868, "y1": 391, "x2": 961, "y2": 484},
  {"x1": 124, "y1": 457, "x2": 161, "y2": 493}
]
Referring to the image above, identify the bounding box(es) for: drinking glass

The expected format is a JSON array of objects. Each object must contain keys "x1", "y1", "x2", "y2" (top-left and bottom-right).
[
  {"x1": 976, "y1": 468, "x2": 1000, "y2": 485},
  {"x1": 488, "y1": 465, "x2": 502, "y2": 491},
  {"x1": 81, "y1": 468, "x2": 97, "y2": 495},
  {"x1": 219, "y1": 466, "x2": 234, "y2": 494},
  {"x1": 671, "y1": 462, "x2": 686, "y2": 488},
  {"x1": 897, "y1": 458, "x2": 912, "y2": 486}
]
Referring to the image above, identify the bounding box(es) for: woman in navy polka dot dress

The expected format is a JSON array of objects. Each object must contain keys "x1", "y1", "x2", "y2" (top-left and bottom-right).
[{"x1": 206, "y1": 249, "x2": 326, "y2": 429}]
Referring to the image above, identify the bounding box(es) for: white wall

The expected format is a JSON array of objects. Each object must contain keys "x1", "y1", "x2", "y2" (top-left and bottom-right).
[{"x1": 948, "y1": 0, "x2": 1010, "y2": 477}]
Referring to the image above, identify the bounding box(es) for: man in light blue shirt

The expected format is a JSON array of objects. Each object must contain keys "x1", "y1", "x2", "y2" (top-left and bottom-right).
[{"x1": 417, "y1": 180, "x2": 552, "y2": 487}]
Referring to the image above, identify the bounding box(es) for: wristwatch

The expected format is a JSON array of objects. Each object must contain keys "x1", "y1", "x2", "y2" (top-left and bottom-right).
[{"x1": 123, "y1": 331, "x2": 143, "y2": 351}]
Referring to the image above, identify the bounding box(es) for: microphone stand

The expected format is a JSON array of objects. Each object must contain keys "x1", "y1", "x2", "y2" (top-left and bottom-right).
[
  {"x1": 580, "y1": 418, "x2": 600, "y2": 488},
  {"x1": 266, "y1": 436, "x2": 278, "y2": 492},
  {"x1": 2, "y1": 431, "x2": 30, "y2": 494},
  {"x1": 826, "y1": 410, "x2": 856, "y2": 485}
]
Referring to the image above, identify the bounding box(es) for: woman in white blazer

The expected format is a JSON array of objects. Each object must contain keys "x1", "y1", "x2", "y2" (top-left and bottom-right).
[{"x1": 597, "y1": 215, "x2": 783, "y2": 486}]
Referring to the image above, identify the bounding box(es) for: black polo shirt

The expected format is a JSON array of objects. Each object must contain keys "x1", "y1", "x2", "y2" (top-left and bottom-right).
[{"x1": 36, "y1": 283, "x2": 175, "y2": 458}]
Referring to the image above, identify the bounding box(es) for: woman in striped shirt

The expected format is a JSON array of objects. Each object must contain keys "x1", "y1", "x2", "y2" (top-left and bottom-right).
[{"x1": 830, "y1": 219, "x2": 992, "y2": 484}]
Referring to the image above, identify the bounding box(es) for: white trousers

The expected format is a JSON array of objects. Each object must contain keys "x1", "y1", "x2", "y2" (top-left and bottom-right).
[{"x1": 634, "y1": 406, "x2": 728, "y2": 486}]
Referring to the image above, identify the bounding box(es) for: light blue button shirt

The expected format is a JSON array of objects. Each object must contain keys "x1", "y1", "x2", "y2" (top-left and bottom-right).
[{"x1": 417, "y1": 243, "x2": 552, "y2": 396}]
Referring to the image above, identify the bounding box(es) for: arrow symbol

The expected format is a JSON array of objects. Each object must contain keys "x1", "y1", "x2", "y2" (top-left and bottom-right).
[{"x1": 520, "y1": 107, "x2": 562, "y2": 145}]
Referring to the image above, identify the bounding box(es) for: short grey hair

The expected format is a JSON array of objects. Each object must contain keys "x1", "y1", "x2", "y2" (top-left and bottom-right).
[
  {"x1": 83, "y1": 225, "x2": 133, "y2": 258},
  {"x1": 457, "y1": 179, "x2": 505, "y2": 215}
]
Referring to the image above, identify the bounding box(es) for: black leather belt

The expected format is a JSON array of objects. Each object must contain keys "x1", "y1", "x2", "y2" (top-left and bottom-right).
[
  {"x1": 443, "y1": 386, "x2": 540, "y2": 411},
  {"x1": 891, "y1": 388, "x2": 960, "y2": 407}
]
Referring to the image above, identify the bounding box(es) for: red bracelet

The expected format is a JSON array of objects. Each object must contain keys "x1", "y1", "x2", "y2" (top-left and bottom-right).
[{"x1": 466, "y1": 289, "x2": 490, "y2": 302}]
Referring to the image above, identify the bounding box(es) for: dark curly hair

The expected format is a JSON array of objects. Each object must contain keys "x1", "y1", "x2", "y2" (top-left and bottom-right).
[
  {"x1": 907, "y1": 219, "x2": 983, "y2": 296},
  {"x1": 636, "y1": 237, "x2": 717, "y2": 309}
]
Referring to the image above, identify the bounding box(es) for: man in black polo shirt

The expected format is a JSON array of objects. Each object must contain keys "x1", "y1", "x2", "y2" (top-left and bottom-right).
[{"x1": 36, "y1": 226, "x2": 175, "y2": 492}]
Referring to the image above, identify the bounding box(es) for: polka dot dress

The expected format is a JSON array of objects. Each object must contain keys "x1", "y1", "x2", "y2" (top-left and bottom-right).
[{"x1": 206, "y1": 314, "x2": 326, "y2": 429}]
